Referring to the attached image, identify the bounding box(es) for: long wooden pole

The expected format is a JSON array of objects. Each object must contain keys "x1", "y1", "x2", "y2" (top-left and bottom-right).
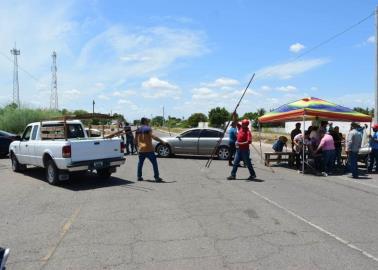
[{"x1": 205, "y1": 73, "x2": 255, "y2": 168}]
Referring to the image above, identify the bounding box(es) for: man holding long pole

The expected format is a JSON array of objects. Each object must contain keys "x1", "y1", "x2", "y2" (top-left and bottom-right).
[{"x1": 227, "y1": 117, "x2": 257, "y2": 180}]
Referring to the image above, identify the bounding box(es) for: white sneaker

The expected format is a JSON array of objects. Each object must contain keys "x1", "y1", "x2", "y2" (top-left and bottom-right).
[{"x1": 321, "y1": 172, "x2": 328, "y2": 177}]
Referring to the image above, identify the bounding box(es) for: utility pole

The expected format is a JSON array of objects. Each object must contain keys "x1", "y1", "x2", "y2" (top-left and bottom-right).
[
  {"x1": 375, "y1": 6, "x2": 378, "y2": 123},
  {"x1": 10, "y1": 44, "x2": 20, "y2": 108},
  {"x1": 50, "y1": 51, "x2": 58, "y2": 110},
  {"x1": 92, "y1": 100, "x2": 95, "y2": 115},
  {"x1": 162, "y1": 106, "x2": 165, "y2": 127}
]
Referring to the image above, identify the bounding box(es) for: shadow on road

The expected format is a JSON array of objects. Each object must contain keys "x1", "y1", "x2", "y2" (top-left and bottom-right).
[
  {"x1": 159, "y1": 154, "x2": 212, "y2": 161},
  {"x1": 143, "y1": 179, "x2": 177, "y2": 184},
  {"x1": 21, "y1": 167, "x2": 138, "y2": 191}
]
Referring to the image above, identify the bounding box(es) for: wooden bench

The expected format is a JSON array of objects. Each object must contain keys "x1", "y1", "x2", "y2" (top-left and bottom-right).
[{"x1": 264, "y1": 152, "x2": 296, "y2": 167}]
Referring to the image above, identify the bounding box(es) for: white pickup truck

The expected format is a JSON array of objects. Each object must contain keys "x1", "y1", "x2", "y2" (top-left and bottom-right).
[{"x1": 9, "y1": 120, "x2": 125, "y2": 185}]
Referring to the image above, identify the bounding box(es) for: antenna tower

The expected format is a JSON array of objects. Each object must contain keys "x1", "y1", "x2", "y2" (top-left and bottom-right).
[
  {"x1": 10, "y1": 45, "x2": 20, "y2": 107},
  {"x1": 50, "y1": 51, "x2": 58, "y2": 110}
]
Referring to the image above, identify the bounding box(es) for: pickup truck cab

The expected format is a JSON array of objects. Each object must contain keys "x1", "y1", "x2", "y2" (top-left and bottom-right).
[{"x1": 9, "y1": 120, "x2": 125, "y2": 185}]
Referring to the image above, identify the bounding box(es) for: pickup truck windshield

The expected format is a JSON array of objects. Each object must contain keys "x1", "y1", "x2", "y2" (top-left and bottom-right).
[{"x1": 42, "y1": 124, "x2": 85, "y2": 139}]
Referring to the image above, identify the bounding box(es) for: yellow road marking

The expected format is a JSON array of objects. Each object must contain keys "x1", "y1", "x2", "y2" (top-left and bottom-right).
[{"x1": 41, "y1": 207, "x2": 80, "y2": 267}]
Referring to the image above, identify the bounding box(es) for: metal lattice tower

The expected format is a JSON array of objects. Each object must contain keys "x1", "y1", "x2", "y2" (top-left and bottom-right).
[
  {"x1": 10, "y1": 45, "x2": 20, "y2": 107},
  {"x1": 50, "y1": 51, "x2": 58, "y2": 110}
]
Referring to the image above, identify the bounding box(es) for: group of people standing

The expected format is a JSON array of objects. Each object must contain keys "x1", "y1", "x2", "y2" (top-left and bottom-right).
[{"x1": 287, "y1": 121, "x2": 374, "y2": 178}]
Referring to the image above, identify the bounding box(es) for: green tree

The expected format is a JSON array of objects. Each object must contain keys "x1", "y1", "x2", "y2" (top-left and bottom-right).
[
  {"x1": 242, "y1": 112, "x2": 258, "y2": 121},
  {"x1": 133, "y1": 119, "x2": 141, "y2": 126},
  {"x1": 187, "y1": 113, "x2": 207, "y2": 127},
  {"x1": 353, "y1": 107, "x2": 374, "y2": 116},
  {"x1": 208, "y1": 107, "x2": 230, "y2": 128},
  {"x1": 256, "y1": 108, "x2": 266, "y2": 116},
  {"x1": 151, "y1": 116, "x2": 164, "y2": 126},
  {"x1": 73, "y1": 109, "x2": 89, "y2": 116}
]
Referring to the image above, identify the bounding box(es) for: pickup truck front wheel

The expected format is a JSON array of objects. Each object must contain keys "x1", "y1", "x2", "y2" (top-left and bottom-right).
[
  {"x1": 46, "y1": 159, "x2": 59, "y2": 185},
  {"x1": 97, "y1": 169, "x2": 112, "y2": 179},
  {"x1": 11, "y1": 154, "x2": 26, "y2": 172}
]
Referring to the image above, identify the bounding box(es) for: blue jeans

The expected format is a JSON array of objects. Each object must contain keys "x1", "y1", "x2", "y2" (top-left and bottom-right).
[
  {"x1": 368, "y1": 149, "x2": 378, "y2": 172},
  {"x1": 347, "y1": 151, "x2": 358, "y2": 177},
  {"x1": 126, "y1": 139, "x2": 135, "y2": 154},
  {"x1": 138, "y1": 152, "x2": 160, "y2": 179},
  {"x1": 322, "y1": 149, "x2": 335, "y2": 173},
  {"x1": 231, "y1": 149, "x2": 256, "y2": 177}
]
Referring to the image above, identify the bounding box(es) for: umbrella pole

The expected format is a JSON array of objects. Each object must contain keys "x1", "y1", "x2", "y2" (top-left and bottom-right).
[
  {"x1": 259, "y1": 122, "x2": 263, "y2": 163},
  {"x1": 302, "y1": 115, "x2": 306, "y2": 174}
]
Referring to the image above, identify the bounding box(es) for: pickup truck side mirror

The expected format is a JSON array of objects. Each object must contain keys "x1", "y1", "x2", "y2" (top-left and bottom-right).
[
  {"x1": 15, "y1": 135, "x2": 21, "y2": 141},
  {"x1": 176, "y1": 135, "x2": 182, "y2": 140}
]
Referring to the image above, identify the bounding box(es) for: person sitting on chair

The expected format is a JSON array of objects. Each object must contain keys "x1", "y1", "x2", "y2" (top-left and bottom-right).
[{"x1": 272, "y1": 136, "x2": 288, "y2": 164}]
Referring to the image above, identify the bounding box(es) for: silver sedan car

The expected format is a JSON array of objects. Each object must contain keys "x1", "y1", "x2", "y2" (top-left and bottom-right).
[{"x1": 154, "y1": 128, "x2": 230, "y2": 159}]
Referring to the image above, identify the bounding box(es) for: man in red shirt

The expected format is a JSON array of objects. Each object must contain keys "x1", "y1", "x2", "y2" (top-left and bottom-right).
[{"x1": 227, "y1": 119, "x2": 257, "y2": 180}]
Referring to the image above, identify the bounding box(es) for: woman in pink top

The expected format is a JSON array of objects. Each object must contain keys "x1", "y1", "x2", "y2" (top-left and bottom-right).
[{"x1": 314, "y1": 130, "x2": 336, "y2": 176}]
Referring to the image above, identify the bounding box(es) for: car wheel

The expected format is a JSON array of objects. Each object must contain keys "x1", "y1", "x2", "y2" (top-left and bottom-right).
[
  {"x1": 364, "y1": 155, "x2": 370, "y2": 170},
  {"x1": 157, "y1": 144, "x2": 171, "y2": 158},
  {"x1": 218, "y1": 146, "x2": 230, "y2": 160},
  {"x1": 11, "y1": 153, "x2": 25, "y2": 172},
  {"x1": 97, "y1": 169, "x2": 112, "y2": 179},
  {"x1": 46, "y1": 159, "x2": 59, "y2": 185}
]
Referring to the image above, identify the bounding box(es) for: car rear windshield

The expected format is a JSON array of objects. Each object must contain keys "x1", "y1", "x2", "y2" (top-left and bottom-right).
[{"x1": 41, "y1": 124, "x2": 85, "y2": 139}]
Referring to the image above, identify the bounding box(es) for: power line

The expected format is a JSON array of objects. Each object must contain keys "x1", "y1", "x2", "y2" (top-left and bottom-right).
[
  {"x1": 256, "y1": 11, "x2": 375, "y2": 79},
  {"x1": 293, "y1": 11, "x2": 375, "y2": 61},
  {"x1": 0, "y1": 50, "x2": 43, "y2": 83}
]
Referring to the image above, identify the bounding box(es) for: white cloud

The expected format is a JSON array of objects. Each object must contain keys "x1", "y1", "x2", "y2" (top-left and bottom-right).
[
  {"x1": 257, "y1": 58, "x2": 329, "y2": 80},
  {"x1": 142, "y1": 77, "x2": 178, "y2": 90},
  {"x1": 289, "y1": 43, "x2": 305, "y2": 53},
  {"x1": 276, "y1": 85, "x2": 297, "y2": 92},
  {"x1": 120, "y1": 54, "x2": 151, "y2": 62},
  {"x1": 192, "y1": 87, "x2": 219, "y2": 100},
  {"x1": 356, "y1": 35, "x2": 376, "y2": 47},
  {"x1": 62, "y1": 89, "x2": 81, "y2": 101},
  {"x1": 261, "y1": 85, "x2": 271, "y2": 91},
  {"x1": 202, "y1": 77, "x2": 240, "y2": 88},
  {"x1": 97, "y1": 94, "x2": 110, "y2": 100},
  {"x1": 333, "y1": 92, "x2": 374, "y2": 108},
  {"x1": 367, "y1": 35, "x2": 375, "y2": 44},
  {"x1": 112, "y1": 90, "x2": 136, "y2": 97},
  {"x1": 141, "y1": 77, "x2": 181, "y2": 99}
]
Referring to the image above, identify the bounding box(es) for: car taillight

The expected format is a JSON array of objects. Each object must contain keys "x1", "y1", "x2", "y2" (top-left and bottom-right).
[
  {"x1": 120, "y1": 141, "x2": 125, "y2": 153},
  {"x1": 62, "y1": 145, "x2": 71, "y2": 158}
]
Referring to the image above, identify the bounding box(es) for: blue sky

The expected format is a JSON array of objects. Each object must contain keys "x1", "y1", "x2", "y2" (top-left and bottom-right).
[{"x1": 0, "y1": 0, "x2": 377, "y2": 121}]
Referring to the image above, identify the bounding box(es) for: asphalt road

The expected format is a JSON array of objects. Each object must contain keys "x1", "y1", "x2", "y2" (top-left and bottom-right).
[{"x1": 2, "y1": 132, "x2": 378, "y2": 269}]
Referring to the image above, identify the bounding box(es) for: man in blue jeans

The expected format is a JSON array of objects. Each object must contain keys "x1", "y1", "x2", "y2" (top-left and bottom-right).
[
  {"x1": 346, "y1": 122, "x2": 362, "y2": 178},
  {"x1": 368, "y1": 124, "x2": 378, "y2": 173},
  {"x1": 135, "y1": 117, "x2": 166, "y2": 182},
  {"x1": 227, "y1": 119, "x2": 256, "y2": 180}
]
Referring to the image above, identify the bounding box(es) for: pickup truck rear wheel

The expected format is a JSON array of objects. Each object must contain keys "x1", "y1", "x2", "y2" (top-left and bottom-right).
[
  {"x1": 46, "y1": 159, "x2": 59, "y2": 185},
  {"x1": 11, "y1": 154, "x2": 25, "y2": 172},
  {"x1": 97, "y1": 169, "x2": 112, "y2": 179}
]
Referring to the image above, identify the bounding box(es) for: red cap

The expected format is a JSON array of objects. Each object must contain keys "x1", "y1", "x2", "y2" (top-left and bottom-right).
[
  {"x1": 241, "y1": 119, "x2": 249, "y2": 126},
  {"x1": 373, "y1": 124, "x2": 378, "y2": 129}
]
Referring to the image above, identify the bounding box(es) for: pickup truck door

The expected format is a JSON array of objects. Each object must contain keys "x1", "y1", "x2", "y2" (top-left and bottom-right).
[
  {"x1": 27, "y1": 125, "x2": 40, "y2": 166},
  {"x1": 17, "y1": 125, "x2": 33, "y2": 164}
]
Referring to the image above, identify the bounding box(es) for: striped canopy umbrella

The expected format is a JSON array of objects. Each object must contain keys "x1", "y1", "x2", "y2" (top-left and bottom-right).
[{"x1": 258, "y1": 97, "x2": 372, "y2": 123}]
